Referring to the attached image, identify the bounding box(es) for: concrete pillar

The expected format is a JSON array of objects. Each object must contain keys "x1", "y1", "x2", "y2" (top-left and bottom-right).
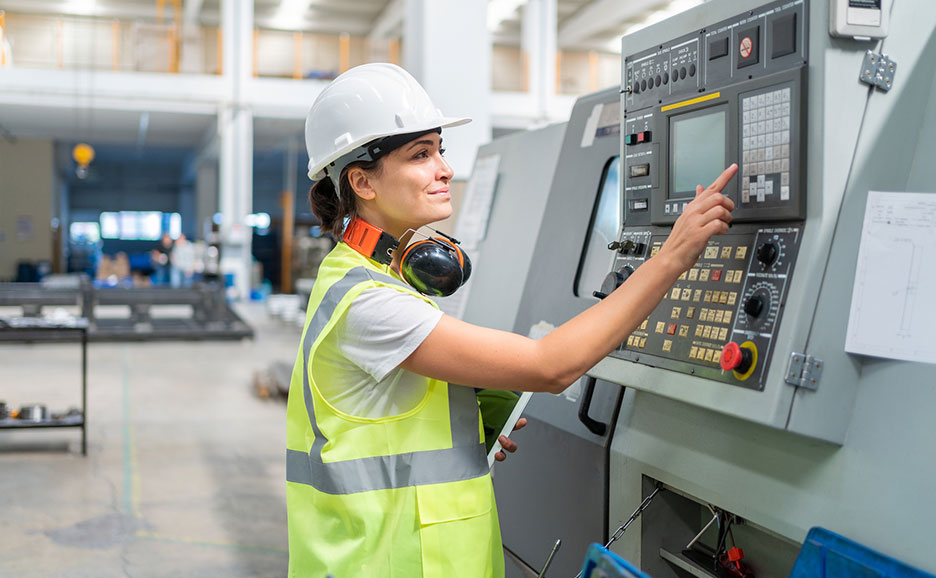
[
  {"x1": 219, "y1": 0, "x2": 253, "y2": 300},
  {"x1": 195, "y1": 161, "x2": 218, "y2": 241},
  {"x1": 403, "y1": 0, "x2": 490, "y2": 179},
  {"x1": 522, "y1": 0, "x2": 558, "y2": 121}
]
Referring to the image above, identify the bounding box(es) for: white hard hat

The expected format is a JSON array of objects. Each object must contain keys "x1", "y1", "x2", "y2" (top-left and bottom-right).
[{"x1": 305, "y1": 62, "x2": 470, "y2": 185}]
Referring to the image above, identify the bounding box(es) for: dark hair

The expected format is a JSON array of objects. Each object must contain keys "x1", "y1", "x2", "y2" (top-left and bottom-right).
[{"x1": 308, "y1": 158, "x2": 382, "y2": 238}]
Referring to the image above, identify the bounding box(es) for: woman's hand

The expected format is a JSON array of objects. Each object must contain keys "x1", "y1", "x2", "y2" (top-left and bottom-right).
[
  {"x1": 493, "y1": 418, "x2": 527, "y2": 462},
  {"x1": 657, "y1": 164, "x2": 738, "y2": 274}
]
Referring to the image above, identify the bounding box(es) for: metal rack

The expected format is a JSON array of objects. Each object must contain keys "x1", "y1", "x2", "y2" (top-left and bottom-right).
[
  {"x1": 0, "y1": 279, "x2": 253, "y2": 342},
  {"x1": 0, "y1": 317, "x2": 89, "y2": 455}
]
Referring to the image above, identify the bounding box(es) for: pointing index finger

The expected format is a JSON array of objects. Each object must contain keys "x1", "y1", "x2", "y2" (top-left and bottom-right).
[{"x1": 708, "y1": 163, "x2": 739, "y2": 193}]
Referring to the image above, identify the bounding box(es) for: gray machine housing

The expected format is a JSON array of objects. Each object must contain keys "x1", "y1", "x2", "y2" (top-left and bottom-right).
[
  {"x1": 438, "y1": 122, "x2": 566, "y2": 332},
  {"x1": 495, "y1": 87, "x2": 630, "y2": 578},
  {"x1": 590, "y1": 0, "x2": 933, "y2": 445},
  {"x1": 596, "y1": 0, "x2": 936, "y2": 575}
]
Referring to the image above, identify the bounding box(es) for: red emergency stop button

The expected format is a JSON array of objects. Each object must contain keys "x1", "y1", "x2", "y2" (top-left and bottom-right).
[{"x1": 720, "y1": 341, "x2": 753, "y2": 374}]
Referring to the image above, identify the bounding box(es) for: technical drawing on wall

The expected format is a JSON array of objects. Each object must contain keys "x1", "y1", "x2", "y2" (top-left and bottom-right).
[{"x1": 846, "y1": 191, "x2": 936, "y2": 364}]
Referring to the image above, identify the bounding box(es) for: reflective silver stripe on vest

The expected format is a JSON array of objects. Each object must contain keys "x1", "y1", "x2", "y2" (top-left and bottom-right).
[{"x1": 287, "y1": 266, "x2": 487, "y2": 495}]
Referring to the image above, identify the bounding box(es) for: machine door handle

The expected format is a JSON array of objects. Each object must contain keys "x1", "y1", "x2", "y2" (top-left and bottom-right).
[{"x1": 577, "y1": 376, "x2": 608, "y2": 436}]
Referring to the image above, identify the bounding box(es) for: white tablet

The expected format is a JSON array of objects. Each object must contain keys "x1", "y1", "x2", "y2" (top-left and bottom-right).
[{"x1": 487, "y1": 391, "x2": 533, "y2": 468}]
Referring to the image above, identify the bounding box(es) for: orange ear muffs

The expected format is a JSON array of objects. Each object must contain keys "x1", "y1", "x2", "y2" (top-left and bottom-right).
[{"x1": 400, "y1": 237, "x2": 471, "y2": 297}]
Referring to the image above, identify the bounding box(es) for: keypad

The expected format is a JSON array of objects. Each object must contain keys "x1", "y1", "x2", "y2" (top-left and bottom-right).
[
  {"x1": 741, "y1": 87, "x2": 791, "y2": 204},
  {"x1": 623, "y1": 239, "x2": 749, "y2": 366}
]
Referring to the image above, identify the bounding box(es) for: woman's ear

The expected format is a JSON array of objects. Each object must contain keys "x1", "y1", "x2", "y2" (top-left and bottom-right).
[{"x1": 347, "y1": 167, "x2": 377, "y2": 201}]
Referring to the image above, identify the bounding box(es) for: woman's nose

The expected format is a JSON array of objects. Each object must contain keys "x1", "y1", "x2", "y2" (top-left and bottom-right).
[{"x1": 437, "y1": 155, "x2": 454, "y2": 181}]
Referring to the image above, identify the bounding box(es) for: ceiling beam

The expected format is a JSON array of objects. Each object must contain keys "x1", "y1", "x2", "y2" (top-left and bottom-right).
[
  {"x1": 369, "y1": 0, "x2": 403, "y2": 40},
  {"x1": 558, "y1": 0, "x2": 669, "y2": 47},
  {"x1": 0, "y1": 0, "x2": 158, "y2": 20}
]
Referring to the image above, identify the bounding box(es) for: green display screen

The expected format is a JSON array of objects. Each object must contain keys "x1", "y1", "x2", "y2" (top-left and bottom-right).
[{"x1": 671, "y1": 109, "x2": 726, "y2": 198}]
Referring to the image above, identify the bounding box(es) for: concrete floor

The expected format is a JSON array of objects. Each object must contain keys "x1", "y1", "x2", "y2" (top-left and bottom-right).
[{"x1": 0, "y1": 304, "x2": 301, "y2": 577}]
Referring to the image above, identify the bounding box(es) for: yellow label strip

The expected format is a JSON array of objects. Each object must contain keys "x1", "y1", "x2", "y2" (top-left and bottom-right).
[{"x1": 661, "y1": 92, "x2": 722, "y2": 112}]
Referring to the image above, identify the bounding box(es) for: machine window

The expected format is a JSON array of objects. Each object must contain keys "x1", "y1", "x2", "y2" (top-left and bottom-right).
[
  {"x1": 575, "y1": 156, "x2": 621, "y2": 298},
  {"x1": 670, "y1": 108, "x2": 727, "y2": 198}
]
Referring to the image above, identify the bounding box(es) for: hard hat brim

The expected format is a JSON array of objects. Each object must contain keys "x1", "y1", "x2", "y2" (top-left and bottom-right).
[{"x1": 308, "y1": 116, "x2": 471, "y2": 181}]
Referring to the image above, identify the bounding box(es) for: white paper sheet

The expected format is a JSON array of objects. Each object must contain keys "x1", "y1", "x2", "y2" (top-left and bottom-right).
[
  {"x1": 845, "y1": 191, "x2": 936, "y2": 364},
  {"x1": 453, "y1": 154, "x2": 501, "y2": 249}
]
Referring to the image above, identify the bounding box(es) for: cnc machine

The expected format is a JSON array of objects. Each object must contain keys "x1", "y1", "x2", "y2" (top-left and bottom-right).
[{"x1": 589, "y1": 0, "x2": 936, "y2": 575}]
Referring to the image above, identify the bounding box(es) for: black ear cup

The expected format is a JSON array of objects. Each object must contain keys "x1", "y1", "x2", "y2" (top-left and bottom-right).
[
  {"x1": 433, "y1": 238, "x2": 471, "y2": 284},
  {"x1": 400, "y1": 238, "x2": 470, "y2": 297}
]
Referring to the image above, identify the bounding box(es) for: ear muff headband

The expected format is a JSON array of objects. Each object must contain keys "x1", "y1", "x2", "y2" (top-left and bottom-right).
[{"x1": 342, "y1": 218, "x2": 398, "y2": 265}]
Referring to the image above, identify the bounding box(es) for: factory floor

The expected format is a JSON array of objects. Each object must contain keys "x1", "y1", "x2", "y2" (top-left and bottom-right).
[{"x1": 0, "y1": 303, "x2": 302, "y2": 577}]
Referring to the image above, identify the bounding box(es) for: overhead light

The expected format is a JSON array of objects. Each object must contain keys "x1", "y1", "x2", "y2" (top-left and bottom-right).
[
  {"x1": 603, "y1": 0, "x2": 706, "y2": 52},
  {"x1": 245, "y1": 213, "x2": 271, "y2": 229},
  {"x1": 271, "y1": 0, "x2": 309, "y2": 31},
  {"x1": 73, "y1": 143, "x2": 95, "y2": 179},
  {"x1": 623, "y1": 0, "x2": 706, "y2": 36},
  {"x1": 488, "y1": 0, "x2": 527, "y2": 33},
  {"x1": 67, "y1": 0, "x2": 97, "y2": 16}
]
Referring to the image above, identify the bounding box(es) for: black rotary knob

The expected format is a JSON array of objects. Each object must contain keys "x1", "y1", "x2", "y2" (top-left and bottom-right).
[
  {"x1": 593, "y1": 266, "x2": 634, "y2": 299},
  {"x1": 744, "y1": 295, "x2": 765, "y2": 318},
  {"x1": 756, "y1": 242, "x2": 778, "y2": 266}
]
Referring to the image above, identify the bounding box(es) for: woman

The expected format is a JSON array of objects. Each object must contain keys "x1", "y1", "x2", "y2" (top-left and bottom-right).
[{"x1": 287, "y1": 63, "x2": 736, "y2": 578}]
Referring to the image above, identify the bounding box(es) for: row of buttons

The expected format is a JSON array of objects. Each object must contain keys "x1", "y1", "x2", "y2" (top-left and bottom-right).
[
  {"x1": 662, "y1": 305, "x2": 734, "y2": 324},
  {"x1": 668, "y1": 287, "x2": 740, "y2": 305},
  {"x1": 695, "y1": 324, "x2": 730, "y2": 341},
  {"x1": 744, "y1": 129, "x2": 791, "y2": 148},
  {"x1": 627, "y1": 335, "x2": 648, "y2": 348},
  {"x1": 664, "y1": 201, "x2": 689, "y2": 216},
  {"x1": 657, "y1": 321, "x2": 688, "y2": 335},
  {"x1": 652, "y1": 244, "x2": 749, "y2": 262},
  {"x1": 745, "y1": 104, "x2": 791, "y2": 126},
  {"x1": 743, "y1": 159, "x2": 790, "y2": 177},
  {"x1": 745, "y1": 144, "x2": 790, "y2": 163},
  {"x1": 744, "y1": 89, "x2": 791, "y2": 109},
  {"x1": 696, "y1": 308, "x2": 734, "y2": 325},
  {"x1": 690, "y1": 346, "x2": 723, "y2": 364},
  {"x1": 624, "y1": 131, "x2": 652, "y2": 146},
  {"x1": 703, "y1": 245, "x2": 748, "y2": 260},
  {"x1": 632, "y1": 64, "x2": 696, "y2": 94},
  {"x1": 679, "y1": 267, "x2": 745, "y2": 282},
  {"x1": 743, "y1": 173, "x2": 791, "y2": 203}
]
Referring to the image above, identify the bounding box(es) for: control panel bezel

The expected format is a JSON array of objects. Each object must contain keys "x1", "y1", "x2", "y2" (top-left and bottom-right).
[
  {"x1": 608, "y1": 0, "x2": 810, "y2": 392},
  {"x1": 644, "y1": 67, "x2": 808, "y2": 225}
]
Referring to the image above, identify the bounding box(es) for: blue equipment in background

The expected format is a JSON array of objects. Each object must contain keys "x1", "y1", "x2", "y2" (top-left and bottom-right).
[
  {"x1": 788, "y1": 528, "x2": 936, "y2": 578},
  {"x1": 579, "y1": 544, "x2": 653, "y2": 578},
  {"x1": 579, "y1": 527, "x2": 936, "y2": 578}
]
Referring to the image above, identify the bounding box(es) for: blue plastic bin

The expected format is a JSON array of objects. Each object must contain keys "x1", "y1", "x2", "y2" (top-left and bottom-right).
[
  {"x1": 789, "y1": 527, "x2": 935, "y2": 578},
  {"x1": 580, "y1": 544, "x2": 654, "y2": 578}
]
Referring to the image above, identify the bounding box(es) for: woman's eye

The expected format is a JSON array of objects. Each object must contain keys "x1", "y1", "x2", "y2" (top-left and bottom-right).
[{"x1": 439, "y1": 148, "x2": 446, "y2": 156}]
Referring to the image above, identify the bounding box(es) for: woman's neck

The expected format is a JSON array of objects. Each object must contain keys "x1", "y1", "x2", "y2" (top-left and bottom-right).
[{"x1": 389, "y1": 230, "x2": 415, "y2": 275}]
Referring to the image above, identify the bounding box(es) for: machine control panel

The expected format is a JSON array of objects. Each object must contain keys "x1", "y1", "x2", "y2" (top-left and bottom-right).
[
  {"x1": 605, "y1": 0, "x2": 809, "y2": 390},
  {"x1": 606, "y1": 225, "x2": 801, "y2": 390}
]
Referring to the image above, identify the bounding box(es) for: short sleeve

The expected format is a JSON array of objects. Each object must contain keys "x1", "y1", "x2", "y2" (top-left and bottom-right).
[{"x1": 338, "y1": 286, "x2": 443, "y2": 381}]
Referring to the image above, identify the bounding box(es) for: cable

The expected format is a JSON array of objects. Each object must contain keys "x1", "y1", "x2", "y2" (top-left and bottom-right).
[{"x1": 784, "y1": 30, "x2": 886, "y2": 428}]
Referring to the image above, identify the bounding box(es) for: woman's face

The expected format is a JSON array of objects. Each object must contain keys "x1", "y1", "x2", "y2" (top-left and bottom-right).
[{"x1": 354, "y1": 132, "x2": 453, "y2": 237}]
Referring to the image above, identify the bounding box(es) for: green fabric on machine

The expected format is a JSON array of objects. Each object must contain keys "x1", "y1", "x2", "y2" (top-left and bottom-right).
[{"x1": 476, "y1": 389, "x2": 521, "y2": 454}]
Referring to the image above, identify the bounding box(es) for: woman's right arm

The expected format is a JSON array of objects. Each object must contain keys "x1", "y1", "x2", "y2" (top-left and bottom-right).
[{"x1": 401, "y1": 164, "x2": 738, "y2": 394}]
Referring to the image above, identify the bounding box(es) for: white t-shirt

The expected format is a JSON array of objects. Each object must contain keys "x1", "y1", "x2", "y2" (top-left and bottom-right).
[{"x1": 311, "y1": 286, "x2": 444, "y2": 419}]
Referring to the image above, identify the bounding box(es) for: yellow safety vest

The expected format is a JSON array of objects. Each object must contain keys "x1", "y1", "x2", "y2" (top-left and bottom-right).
[{"x1": 286, "y1": 242, "x2": 503, "y2": 578}]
